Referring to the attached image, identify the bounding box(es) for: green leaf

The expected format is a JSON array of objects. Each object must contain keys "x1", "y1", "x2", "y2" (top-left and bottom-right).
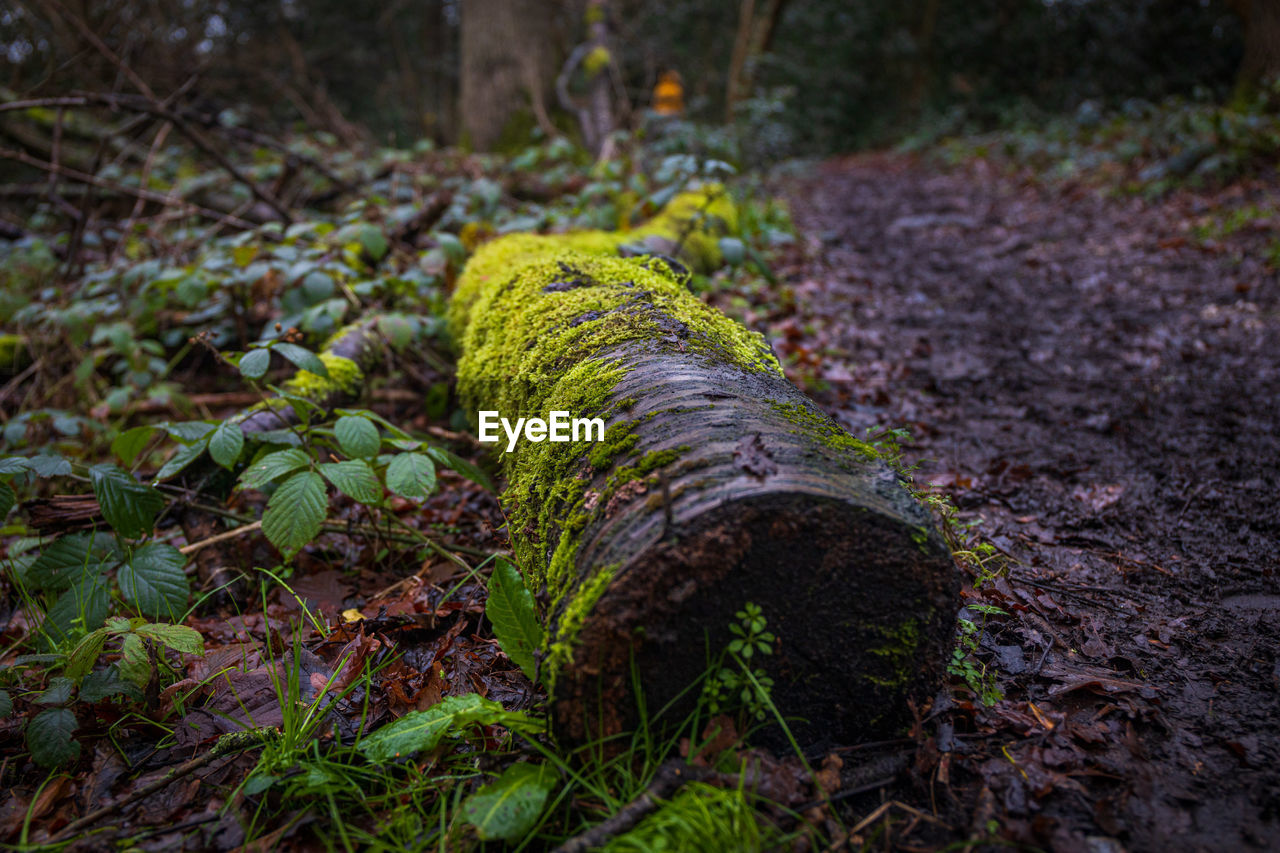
[
  {"x1": 0, "y1": 456, "x2": 30, "y2": 475},
  {"x1": 26, "y1": 708, "x2": 80, "y2": 767},
  {"x1": 80, "y1": 665, "x2": 144, "y2": 703},
  {"x1": 435, "y1": 232, "x2": 466, "y2": 264},
  {"x1": 262, "y1": 471, "x2": 326, "y2": 555},
  {"x1": 26, "y1": 533, "x2": 113, "y2": 592},
  {"x1": 135, "y1": 622, "x2": 204, "y2": 656},
  {"x1": 238, "y1": 448, "x2": 310, "y2": 490},
  {"x1": 118, "y1": 633, "x2": 151, "y2": 688},
  {"x1": 377, "y1": 314, "x2": 416, "y2": 349},
  {"x1": 67, "y1": 628, "x2": 110, "y2": 681},
  {"x1": 334, "y1": 415, "x2": 380, "y2": 459},
  {"x1": 38, "y1": 676, "x2": 75, "y2": 705},
  {"x1": 385, "y1": 453, "x2": 436, "y2": 499},
  {"x1": 426, "y1": 446, "x2": 494, "y2": 492},
  {"x1": 159, "y1": 421, "x2": 218, "y2": 444},
  {"x1": 336, "y1": 222, "x2": 389, "y2": 263},
  {"x1": 486, "y1": 558, "x2": 544, "y2": 681},
  {"x1": 272, "y1": 343, "x2": 329, "y2": 378},
  {"x1": 358, "y1": 694, "x2": 541, "y2": 763},
  {"x1": 208, "y1": 421, "x2": 245, "y2": 470},
  {"x1": 274, "y1": 391, "x2": 326, "y2": 422},
  {"x1": 0, "y1": 482, "x2": 13, "y2": 518},
  {"x1": 111, "y1": 425, "x2": 157, "y2": 466},
  {"x1": 0, "y1": 690, "x2": 11, "y2": 718},
  {"x1": 119, "y1": 544, "x2": 189, "y2": 620},
  {"x1": 90, "y1": 464, "x2": 165, "y2": 539},
  {"x1": 319, "y1": 461, "x2": 381, "y2": 505},
  {"x1": 718, "y1": 236, "x2": 746, "y2": 266},
  {"x1": 41, "y1": 573, "x2": 110, "y2": 646},
  {"x1": 27, "y1": 454, "x2": 72, "y2": 478},
  {"x1": 239, "y1": 347, "x2": 271, "y2": 380},
  {"x1": 154, "y1": 439, "x2": 208, "y2": 481},
  {"x1": 464, "y1": 763, "x2": 558, "y2": 841},
  {"x1": 251, "y1": 428, "x2": 303, "y2": 447}
]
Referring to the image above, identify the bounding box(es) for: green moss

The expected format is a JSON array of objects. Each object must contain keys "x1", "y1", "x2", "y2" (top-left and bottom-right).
[
  {"x1": 767, "y1": 401, "x2": 878, "y2": 460},
  {"x1": 448, "y1": 186, "x2": 771, "y2": 688},
  {"x1": 281, "y1": 352, "x2": 363, "y2": 398},
  {"x1": 863, "y1": 618, "x2": 922, "y2": 690},
  {"x1": 546, "y1": 561, "x2": 619, "y2": 686},
  {"x1": 448, "y1": 185, "x2": 737, "y2": 339},
  {"x1": 0, "y1": 334, "x2": 28, "y2": 370},
  {"x1": 583, "y1": 46, "x2": 612, "y2": 77},
  {"x1": 590, "y1": 421, "x2": 640, "y2": 470}
]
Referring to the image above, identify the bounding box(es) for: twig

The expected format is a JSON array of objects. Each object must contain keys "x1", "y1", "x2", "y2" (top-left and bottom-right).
[
  {"x1": 849, "y1": 800, "x2": 953, "y2": 836},
  {"x1": 0, "y1": 146, "x2": 254, "y2": 228},
  {"x1": 0, "y1": 359, "x2": 41, "y2": 410},
  {"x1": 552, "y1": 761, "x2": 714, "y2": 853},
  {"x1": 50, "y1": 739, "x2": 254, "y2": 841},
  {"x1": 180, "y1": 520, "x2": 262, "y2": 556},
  {"x1": 27, "y1": 9, "x2": 294, "y2": 223}
]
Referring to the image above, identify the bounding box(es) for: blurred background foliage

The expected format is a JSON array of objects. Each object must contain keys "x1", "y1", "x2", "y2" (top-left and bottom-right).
[{"x1": 0, "y1": 0, "x2": 1255, "y2": 157}]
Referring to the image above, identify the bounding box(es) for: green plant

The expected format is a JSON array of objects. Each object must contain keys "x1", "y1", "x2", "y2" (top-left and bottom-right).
[
  {"x1": 947, "y1": 605, "x2": 1006, "y2": 707},
  {"x1": 701, "y1": 603, "x2": 777, "y2": 723},
  {"x1": 9, "y1": 617, "x2": 201, "y2": 768},
  {"x1": 1, "y1": 456, "x2": 194, "y2": 648}
]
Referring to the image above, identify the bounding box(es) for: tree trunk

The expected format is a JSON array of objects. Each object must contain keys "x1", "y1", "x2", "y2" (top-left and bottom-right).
[
  {"x1": 450, "y1": 189, "x2": 959, "y2": 746},
  {"x1": 725, "y1": 0, "x2": 787, "y2": 121},
  {"x1": 1235, "y1": 0, "x2": 1280, "y2": 98},
  {"x1": 459, "y1": 0, "x2": 557, "y2": 151}
]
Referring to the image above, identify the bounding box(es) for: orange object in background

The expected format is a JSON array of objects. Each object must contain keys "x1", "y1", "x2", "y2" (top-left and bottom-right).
[{"x1": 653, "y1": 70, "x2": 684, "y2": 116}]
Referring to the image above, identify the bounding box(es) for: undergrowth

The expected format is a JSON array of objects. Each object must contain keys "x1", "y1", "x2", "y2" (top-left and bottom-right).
[{"x1": 0, "y1": 122, "x2": 832, "y2": 848}]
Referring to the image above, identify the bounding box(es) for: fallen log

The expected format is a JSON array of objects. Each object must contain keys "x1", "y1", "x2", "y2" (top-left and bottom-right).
[{"x1": 450, "y1": 187, "x2": 959, "y2": 745}]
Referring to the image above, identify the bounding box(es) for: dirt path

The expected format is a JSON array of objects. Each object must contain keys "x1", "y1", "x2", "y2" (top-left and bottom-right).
[{"x1": 777, "y1": 155, "x2": 1280, "y2": 851}]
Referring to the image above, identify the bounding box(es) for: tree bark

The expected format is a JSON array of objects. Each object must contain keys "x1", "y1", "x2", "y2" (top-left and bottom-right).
[
  {"x1": 450, "y1": 189, "x2": 958, "y2": 746},
  {"x1": 1233, "y1": 0, "x2": 1280, "y2": 98},
  {"x1": 459, "y1": 0, "x2": 558, "y2": 151},
  {"x1": 725, "y1": 0, "x2": 788, "y2": 121}
]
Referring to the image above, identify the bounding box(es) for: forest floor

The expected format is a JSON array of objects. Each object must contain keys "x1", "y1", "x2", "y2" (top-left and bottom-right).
[{"x1": 758, "y1": 153, "x2": 1280, "y2": 850}]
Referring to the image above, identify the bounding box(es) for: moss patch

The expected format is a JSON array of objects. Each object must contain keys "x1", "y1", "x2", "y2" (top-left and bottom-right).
[
  {"x1": 767, "y1": 400, "x2": 879, "y2": 460},
  {"x1": 448, "y1": 186, "x2": 771, "y2": 685}
]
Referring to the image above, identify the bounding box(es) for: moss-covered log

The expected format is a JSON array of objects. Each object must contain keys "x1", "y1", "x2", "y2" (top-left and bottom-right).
[{"x1": 450, "y1": 188, "x2": 958, "y2": 745}]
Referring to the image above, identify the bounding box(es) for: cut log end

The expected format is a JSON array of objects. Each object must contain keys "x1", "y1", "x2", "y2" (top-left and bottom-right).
[
  {"x1": 538, "y1": 352, "x2": 958, "y2": 747},
  {"x1": 553, "y1": 490, "x2": 956, "y2": 747}
]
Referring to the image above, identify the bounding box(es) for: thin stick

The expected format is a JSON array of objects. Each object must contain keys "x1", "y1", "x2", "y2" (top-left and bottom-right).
[
  {"x1": 50, "y1": 742, "x2": 249, "y2": 841},
  {"x1": 0, "y1": 147, "x2": 254, "y2": 228},
  {"x1": 180, "y1": 520, "x2": 262, "y2": 556},
  {"x1": 32, "y1": 8, "x2": 293, "y2": 223}
]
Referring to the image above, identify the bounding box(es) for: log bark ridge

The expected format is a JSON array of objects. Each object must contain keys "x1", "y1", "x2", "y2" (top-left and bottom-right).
[{"x1": 450, "y1": 187, "x2": 958, "y2": 745}]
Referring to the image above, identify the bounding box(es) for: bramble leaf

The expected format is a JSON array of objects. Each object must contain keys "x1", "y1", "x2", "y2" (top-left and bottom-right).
[
  {"x1": 239, "y1": 348, "x2": 270, "y2": 380},
  {"x1": 262, "y1": 470, "x2": 326, "y2": 555},
  {"x1": 385, "y1": 452, "x2": 436, "y2": 498},
  {"x1": 119, "y1": 544, "x2": 189, "y2": 620},
  {"x1": 208, "y1": 421, "x2": 245, "y2": 470},
  {"x1": 334, "y1": 415, "x2": 380, "y2": 459},
  {"x1": 26, "y1": 708, "x2": 80, "y2": 767},
  {"x1": 319, "y1": 460, "x2": 381, "y2": 505},
  {"x1": 90, "y1": 464, "x2": 165, "y2": 539},
  {"x1": 272, "y1": 343, "x2": 329, "y2": 378},
  {"x1": 238, "y1": 448, "x2": 310, "y2": 490}
]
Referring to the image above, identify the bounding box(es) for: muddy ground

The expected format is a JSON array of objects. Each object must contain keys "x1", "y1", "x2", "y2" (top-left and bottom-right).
[{"x1": 766, "y1": 155, "x2": 1280, "y2": 851}]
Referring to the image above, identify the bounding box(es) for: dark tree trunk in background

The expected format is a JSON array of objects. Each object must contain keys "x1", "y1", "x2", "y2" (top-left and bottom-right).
[
  {"x1": 459, "y1": 0, "x2": 557, "y2": 150},
  {"x1": 1230, "y1": 0, "x2": 1280, "y2": 98},
  {"x1": 725, "y1": 0, "x2": 788, "y2": 121}
]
